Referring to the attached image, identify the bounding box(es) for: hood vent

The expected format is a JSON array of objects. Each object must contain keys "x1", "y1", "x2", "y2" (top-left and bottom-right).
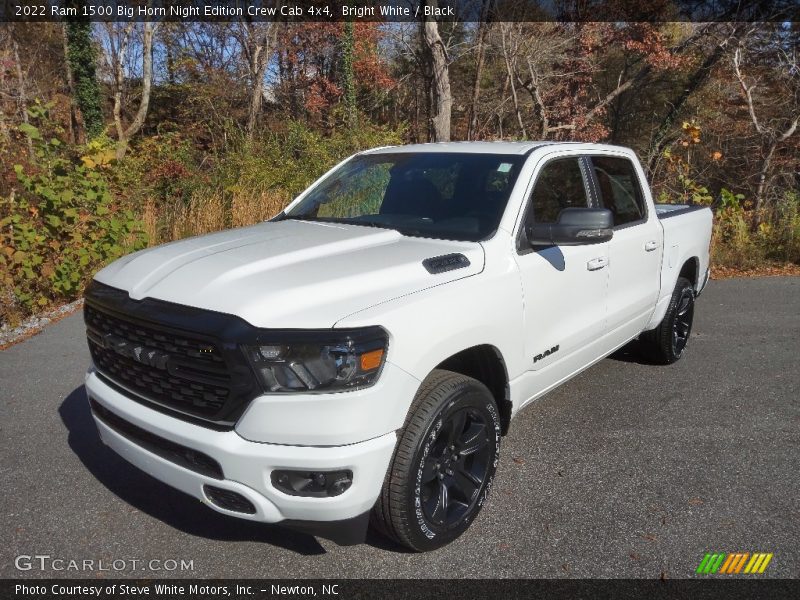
[{"x1": 422, "y1": 253, "x2": 471, "y2": 274}]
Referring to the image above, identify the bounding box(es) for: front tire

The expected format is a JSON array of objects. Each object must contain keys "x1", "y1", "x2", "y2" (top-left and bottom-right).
[
  {"x1": 371, "y1": 370, "x2": 501, "y2": 551},
  {"x1": 640, "y1": 276, "x2": 696, "y2": 364}
]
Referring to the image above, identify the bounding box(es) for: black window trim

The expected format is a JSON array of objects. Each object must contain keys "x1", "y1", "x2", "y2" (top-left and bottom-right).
[
  {"x1": 585, "y1": 154, "x2": 650, "y2": 230},
  {"x1": 515, "y1": 154, "x2": 597, "y2": 255}
]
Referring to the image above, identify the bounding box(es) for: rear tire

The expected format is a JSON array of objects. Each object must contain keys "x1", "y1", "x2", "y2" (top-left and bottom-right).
[
  {"x1": 640, "y1": 276, "x2": 695, "y2": 364},
  {"x1": 371, "y1": 370, "x2": 501, "y2": 551}
]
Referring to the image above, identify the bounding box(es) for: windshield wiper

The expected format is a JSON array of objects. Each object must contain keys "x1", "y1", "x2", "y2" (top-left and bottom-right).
[{"x1": 341, "y1": 219, "x2": 395, "y2": 230}]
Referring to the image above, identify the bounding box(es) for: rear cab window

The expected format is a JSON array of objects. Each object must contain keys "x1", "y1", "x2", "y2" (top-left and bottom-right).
[{"x1": 589, "y1": 156, "x2": 647, "y2": 227}]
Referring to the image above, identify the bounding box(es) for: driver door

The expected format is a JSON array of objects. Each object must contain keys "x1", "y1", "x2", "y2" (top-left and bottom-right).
[{"x1": 513, "y1": 156, "x2": 609, "y2": 402}]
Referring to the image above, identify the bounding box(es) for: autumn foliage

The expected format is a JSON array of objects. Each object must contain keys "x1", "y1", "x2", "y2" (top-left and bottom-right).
[{"x1": 0, "y1": 20, "x2": 798, "y2": 326}]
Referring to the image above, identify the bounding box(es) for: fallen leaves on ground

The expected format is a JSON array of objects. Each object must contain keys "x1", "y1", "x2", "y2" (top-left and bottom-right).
[{"x1": 712, "y1": 263, "x2": 800, "y2": 280}]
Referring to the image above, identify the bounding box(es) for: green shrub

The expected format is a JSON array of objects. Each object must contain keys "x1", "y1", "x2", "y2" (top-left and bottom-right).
[
  {"x1": 218, "y1": 119, "x2": 405, "y2": 198},
  {"x1": 759, "y1": 191, "x2": 800, "y2": 263},
  {"x1": 712, "y1": 198, "x2": 759, "y2": 269},
  {"x1": 125, "y1": 118, "x2": 405, "y2": 244},
  {"x1": 0, "y1": 108, "x2": 147, "y2": 325},
  {"x1": 115, "y1": 131, "x2": 208, "y2": 206},
  {"x1": 711, "y1": 189, "x2": 800, "y2": 269}
]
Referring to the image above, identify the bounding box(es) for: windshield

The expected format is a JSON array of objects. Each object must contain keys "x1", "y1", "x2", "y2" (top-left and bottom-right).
[{"x1": 282, "y1": 152, "x2": 525, "y2": 242}]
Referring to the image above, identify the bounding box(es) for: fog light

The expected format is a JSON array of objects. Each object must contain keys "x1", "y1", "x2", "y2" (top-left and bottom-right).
[{"x1": 271, "y1": 469, "x2": 353, "y2": 497}]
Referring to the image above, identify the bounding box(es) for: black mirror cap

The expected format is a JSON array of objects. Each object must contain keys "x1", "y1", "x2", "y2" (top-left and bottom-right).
[
  {"x1": 526, "y1": 208, "x2": 614, "y2": 247},
  {"x1": 557, "y1": 207, "x2": 614, "y2": 229}
]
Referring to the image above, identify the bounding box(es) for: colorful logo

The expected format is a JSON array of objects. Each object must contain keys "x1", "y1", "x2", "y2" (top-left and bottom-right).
[{"x1": 696, "y1": 552, "x2": 773, "y2": 575}]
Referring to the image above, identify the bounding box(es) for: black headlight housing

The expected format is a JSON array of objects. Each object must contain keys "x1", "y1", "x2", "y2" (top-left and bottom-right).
[{"x1": 244, "y1": 327, "x2": 388, "y2": 393}]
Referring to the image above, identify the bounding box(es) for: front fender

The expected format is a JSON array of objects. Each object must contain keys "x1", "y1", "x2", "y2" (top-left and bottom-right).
[{"x1": 335, "y1": 263, "x2": 525, "y2": 397}]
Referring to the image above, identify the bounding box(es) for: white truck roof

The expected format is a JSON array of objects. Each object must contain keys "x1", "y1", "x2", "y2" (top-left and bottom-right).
[
  {"x1": 363, "y1": 141, "x2": 552, "y2": 155},
  {"x1": 362, "y1": 141, "x2": 635, "y2": 156}
]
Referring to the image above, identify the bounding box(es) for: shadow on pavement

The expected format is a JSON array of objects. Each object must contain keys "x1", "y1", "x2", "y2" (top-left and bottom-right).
[
  {"x1": 607, "y1": 340, "x2": 657, "y2": 366},
  {"x1": 59, "y1": 385, "x2": 328, "y2": 555}
]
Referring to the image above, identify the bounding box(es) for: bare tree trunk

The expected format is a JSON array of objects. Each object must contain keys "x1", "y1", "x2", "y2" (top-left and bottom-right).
[
  {"x1": 467, "y1": 3, "x2": 492, "y2": 140},
  {"x1": 112, "y1": 24, "x2": 134, "y2": 154},
  {"x1": 421, "y1": 5, "x2": 451, "y2": 142},
  {"x1": 500, "y1": 24, "x2": 526, "y2": 139},
  {"x1": 12, "y1": 39, "x2": 34, "y2": 161},
  {"x1": 115, "y1": 22, "x2": 157, "y2": 160},
  {"x1": 246, "y1": 23, "x2": 278, "y2": 140},
  {"x1": 0, "y1": 107, "x2": 9, "y2": 144},
  {"x1": 524, "y1": 59, "x2": 549, "y2": 138},
  {"x1": 754, "y1": 143, "x2": 776, "y2": 216},
  {"x1": 413, "y1": 85, "x2": 421, "y2": 142},
  {"x1": 61, "y1": 24, "x2": 81, "y2": 144}
]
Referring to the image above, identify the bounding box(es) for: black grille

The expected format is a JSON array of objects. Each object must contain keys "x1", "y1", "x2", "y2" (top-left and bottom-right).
[
  {"x1": 91, "y1": 399, "x2": 224, "y2": 480},
  {"x1": 203, "y1": 485, "x2": 256, "y2": 514},
  {"x1": 84, "y1": 281, "x2": 261, "y2": 426},
  {"x1": 86, "y1": 304, "x2": 230, "y2": 418}
]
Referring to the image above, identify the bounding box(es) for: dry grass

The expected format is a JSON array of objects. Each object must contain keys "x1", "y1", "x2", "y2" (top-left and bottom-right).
[
  {"x1": 142, "y1": 199, "x2": 158, "y2": 245},
  {"x1": 231, "y1": 189, "x2": 290, "y2": 228},
  {"x1": 144, "y1": 189, "x2": 291, "y2": 245}
]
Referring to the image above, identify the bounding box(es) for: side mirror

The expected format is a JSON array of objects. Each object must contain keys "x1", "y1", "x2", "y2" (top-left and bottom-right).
[{"x1": 526, "y1": 207, "x2": 613, "y2": 247}]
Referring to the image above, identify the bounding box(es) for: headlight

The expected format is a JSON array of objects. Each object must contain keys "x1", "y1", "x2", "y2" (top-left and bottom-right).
[{"x1": 244, "y1": 327, "x2": 388, "y2": 393}]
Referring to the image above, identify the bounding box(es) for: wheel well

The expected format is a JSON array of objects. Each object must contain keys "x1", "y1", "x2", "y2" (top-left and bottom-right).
[
  {"x1": 679, "y1": 257, "x2": 699, "y2": 289},
  {"x1": 436, "y1": 345, "x2": 512, "y2": 436}
]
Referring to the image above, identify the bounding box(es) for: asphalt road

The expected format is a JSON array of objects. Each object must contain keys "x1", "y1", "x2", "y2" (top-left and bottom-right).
[{"x1": 1, "y1": 277, "x2": 798, "y2": 579}]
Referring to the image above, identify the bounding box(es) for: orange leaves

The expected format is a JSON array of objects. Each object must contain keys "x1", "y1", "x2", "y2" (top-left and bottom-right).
[
  {"x1": 682, "y1": 121, "x2": 702, "y2": 144},
  {"x1": 622, "y1": 23, "x2": 686, "y2": 70},
  {"x1": 353, "y1": 23, "x2": 394, "y2": 91},
  {"x1": 276, "y1": 23, "x2": 392, "y2": 120}
]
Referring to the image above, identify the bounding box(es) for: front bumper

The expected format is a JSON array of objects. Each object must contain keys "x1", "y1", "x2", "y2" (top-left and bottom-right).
[{"x1": 85, "y1": 370, "x2": 396, "y2": 530}]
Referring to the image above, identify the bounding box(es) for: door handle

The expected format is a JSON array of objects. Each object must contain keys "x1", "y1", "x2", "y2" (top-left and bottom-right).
[
  {"x1": 587, "y1": 257, "x2": 608, "y2": 271},
  {"x1": 644, "y1": 240, "x2": 659, "y2": 252}
]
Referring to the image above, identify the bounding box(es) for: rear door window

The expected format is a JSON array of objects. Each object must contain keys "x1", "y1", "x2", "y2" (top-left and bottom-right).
[{"x1": 590, "y1": 156, "x2": 646, "y2": 226}]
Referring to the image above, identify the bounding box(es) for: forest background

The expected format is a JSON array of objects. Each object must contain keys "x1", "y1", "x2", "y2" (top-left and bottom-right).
[{"x1": 1, "y1": 6, "x2": 798, "y2": 325}]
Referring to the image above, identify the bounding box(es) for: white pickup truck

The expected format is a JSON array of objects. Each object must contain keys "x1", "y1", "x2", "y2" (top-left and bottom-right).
[{"x1": 84, "y1": 142, "x2": 712, "y2": 551}]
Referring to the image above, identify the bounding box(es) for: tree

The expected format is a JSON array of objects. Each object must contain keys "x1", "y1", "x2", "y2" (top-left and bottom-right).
[
  {"x1": 644, "y1": 24, "x2": 739, "y2": 174},
  {"x1": 10, "y1": 37, "x2": 33, "y2": 159},
  {"x1": 236, "y1": 18, "x2": 279, "y2": 140},
  {"x1": 107, "y1": 22, "x2": 158, "y2": 159},
  {"x1": 499, "y1": 22, "x2": 526, "y2": 138},
  {"x1": 420, "y1": 1, "x2": 452, "y2": 142},
  {"x1": 467, "y1": 2, "x2": 493, "y2": 140},
  {"x1": 274, "y1": 22, "x2": 391, "y2": 125},
  {"x1": 732, "y1": 26, "x2": 799, "y2": 224},
  {"x1": 60, "y1": 24, "x2": 80, "y2": 144},
  {"x1": 65, "y1": 20, "x2": 103, "y2": 139},
  {"x1": 341, "y1": 20, "x2": 357, "y2": 127}
]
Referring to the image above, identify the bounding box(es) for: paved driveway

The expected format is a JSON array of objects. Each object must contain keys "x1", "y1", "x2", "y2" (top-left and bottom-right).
[{"x1": 1, "y1": 277, "x2": 797, "y2": 578}]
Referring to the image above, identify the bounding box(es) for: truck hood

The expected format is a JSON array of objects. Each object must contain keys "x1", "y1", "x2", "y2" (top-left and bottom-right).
[{"x1": 94, "y1": 220, "x2": 484, "y2": 328}]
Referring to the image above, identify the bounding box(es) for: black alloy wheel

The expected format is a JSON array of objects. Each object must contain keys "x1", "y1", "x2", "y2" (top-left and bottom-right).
[
  {"x1": 371, "y1": 369, "x2": 501, "y2": 551},
  {"x1": 672, "y1": 286, "x2": 695, "y2": 358},
  {"x1": 419, "y1": 407, "x2": 493, "y2": 529},
  {"x1": 640, "y1": 276, "x2": 696, "y2": 364}
]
